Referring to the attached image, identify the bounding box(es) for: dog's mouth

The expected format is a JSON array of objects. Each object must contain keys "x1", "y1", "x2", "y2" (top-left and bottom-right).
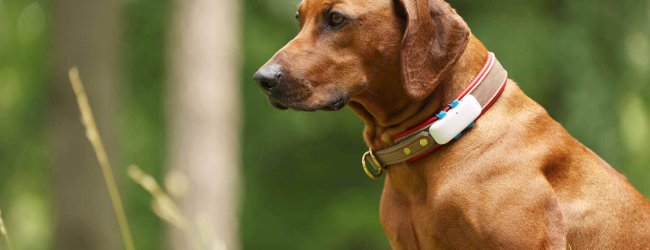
[
  {"x1": 322, "y1": 98, "x2": 347, "y2": 111},
  {"x1": 267, "y1": 96, "x2": 349, "y2": 112},
  {"x1": 268, "y1": 98, "x2": 289, "y2": 110}
]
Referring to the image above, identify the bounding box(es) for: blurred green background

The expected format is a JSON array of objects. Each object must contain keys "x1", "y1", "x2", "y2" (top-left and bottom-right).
[{"x1": 0, "y1": 0, "x2": 649, "y2": 249}]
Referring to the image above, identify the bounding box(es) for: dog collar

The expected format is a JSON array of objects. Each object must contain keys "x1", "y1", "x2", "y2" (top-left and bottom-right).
[{"x1": 362, "y1": 52, "x2": 508, "y2": 179}]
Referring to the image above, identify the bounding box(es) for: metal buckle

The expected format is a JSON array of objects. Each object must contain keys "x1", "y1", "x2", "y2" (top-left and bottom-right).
[{"x1": 362, "y1": 149, "x2": 385, "y2": 179}]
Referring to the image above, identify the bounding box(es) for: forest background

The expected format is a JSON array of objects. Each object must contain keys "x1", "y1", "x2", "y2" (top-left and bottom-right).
[{"x1": 0, "y1": 0, "x2": 649, "y2": 249}]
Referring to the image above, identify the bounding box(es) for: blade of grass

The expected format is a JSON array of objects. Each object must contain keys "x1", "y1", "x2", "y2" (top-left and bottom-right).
[
  {"x1": 128, "y1": 165, "x2": 203, "y2": 250},
  {"x1": 127, "y1": 165, "x2": 187, "y2": 230},
  {"x1": 0, "y1": 209, "x2": 14, "y2": 250},
  {"x1": 68, "y1": 67, "x2": 136, "y2": 250}
]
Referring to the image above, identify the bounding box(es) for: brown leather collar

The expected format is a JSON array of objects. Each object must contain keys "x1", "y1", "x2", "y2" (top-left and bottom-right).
[{"x1": 362, "y1": 52, "x2": 508, "y2": 179}]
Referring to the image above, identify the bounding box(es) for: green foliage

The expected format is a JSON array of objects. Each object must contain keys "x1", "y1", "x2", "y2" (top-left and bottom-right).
[
  {"x1": 0, "y1": 0, "x2": 51, "y2": 249},
  {"x1": 121, "y1": 0, "x2": 170, "y2": 249}
]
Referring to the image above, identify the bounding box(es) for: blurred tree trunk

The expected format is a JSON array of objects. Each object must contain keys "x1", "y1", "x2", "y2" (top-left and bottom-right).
[
  {"x1": 167, "y1": 0, "x2": 241, "y2": 249},
  {"x1": 50, "y1": 0, "x2": 121, "y2": 249}
]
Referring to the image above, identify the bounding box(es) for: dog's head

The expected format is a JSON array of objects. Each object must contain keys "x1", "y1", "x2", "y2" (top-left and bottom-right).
[{"x1": 253, "y1": 0, "x2": 470, "y2": 111}]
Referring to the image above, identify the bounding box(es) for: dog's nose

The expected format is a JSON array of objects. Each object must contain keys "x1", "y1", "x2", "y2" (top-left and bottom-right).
[{"x1": 254, "y1": 64, "x2": 283, "y2": 91}]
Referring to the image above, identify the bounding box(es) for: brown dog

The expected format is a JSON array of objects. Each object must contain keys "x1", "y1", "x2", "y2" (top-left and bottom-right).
[{"x1": 253, "y1": 0, "x2": 650, "y2": 248}]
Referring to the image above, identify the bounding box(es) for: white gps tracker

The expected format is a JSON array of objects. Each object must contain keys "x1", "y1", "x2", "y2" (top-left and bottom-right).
[{"x1": 428, "y1": 94, "x2": 482, "y2": 145}]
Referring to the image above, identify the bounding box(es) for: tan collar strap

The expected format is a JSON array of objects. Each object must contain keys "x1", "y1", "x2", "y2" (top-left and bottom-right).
[{"x1": 362, "y1": 52, "x2": 508, "y2": 179}]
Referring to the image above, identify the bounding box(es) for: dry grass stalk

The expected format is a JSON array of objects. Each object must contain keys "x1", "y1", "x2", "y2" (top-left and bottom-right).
[
  {"x1": 68, "y1": 67, "x2": 136, "y2": 250},
  {"x1": 127, "y1": 165, "x2": 206, "y2": 250},
  {"x1": 127, "y1": 165, "x2": 187, "y2": 230},
  {"x1": 0, "y1": 209, "x2": 14, "y2": 250},
  {"x1": 196, "y1": 214, "x2": 226, "y2": 250}
]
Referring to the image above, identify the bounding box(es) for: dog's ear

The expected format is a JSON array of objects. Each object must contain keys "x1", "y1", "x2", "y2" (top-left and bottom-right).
[{"x1": 396, "y1": 0, "x2": 470, "y2": 100}]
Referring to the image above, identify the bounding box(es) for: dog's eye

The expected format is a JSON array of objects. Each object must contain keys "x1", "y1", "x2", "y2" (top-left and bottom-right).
[
  {"x1": 327, "y1": 12, "x2": 345, "y2": 27},
  {"x1": 295, "y1": 12, "x2": 300, "y2": 20}
]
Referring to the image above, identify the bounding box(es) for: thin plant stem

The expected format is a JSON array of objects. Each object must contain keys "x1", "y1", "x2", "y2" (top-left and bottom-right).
[
  {"x1": 128, "y1": 165, "x2": 203, "y2": 250},
  {"x1": 68, "y1": 67, "x2": 136, "y2": 250},
  {"x1": 127, "y1": 165, "x2": 187, "y2": 230},
  {"x1": 0, "y1": 209, "x2": 14, "y2": 250}
]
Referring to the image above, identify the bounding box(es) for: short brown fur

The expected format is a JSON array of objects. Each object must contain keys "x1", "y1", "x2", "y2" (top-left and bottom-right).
[{"x1": 255, "y1": 0, "x2": 650, "y2": 248}]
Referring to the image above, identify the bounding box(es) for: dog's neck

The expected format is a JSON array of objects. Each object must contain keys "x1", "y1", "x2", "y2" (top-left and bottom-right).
[{"x1": 350, "y1": 36, "x2": 489, "y2": 150}]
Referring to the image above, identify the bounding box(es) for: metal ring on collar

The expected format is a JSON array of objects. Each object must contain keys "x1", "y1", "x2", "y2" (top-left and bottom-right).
[{"x1": 362, "y1": 150, "x2": 384, "y2": 179}]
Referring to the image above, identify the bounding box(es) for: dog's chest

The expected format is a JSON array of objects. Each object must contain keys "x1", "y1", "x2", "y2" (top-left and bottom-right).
[{"x1": 379, "y1": 183, "x2": 483, "y2": 249}]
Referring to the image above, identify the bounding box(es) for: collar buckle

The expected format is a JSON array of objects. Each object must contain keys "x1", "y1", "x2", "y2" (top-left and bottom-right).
[{"x1": 362, "y1": 150, "x2": 385, "y2": 179}]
